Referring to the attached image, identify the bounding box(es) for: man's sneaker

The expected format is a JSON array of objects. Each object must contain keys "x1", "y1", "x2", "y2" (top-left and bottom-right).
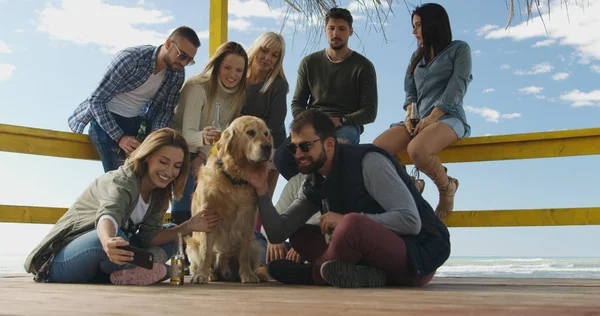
[
  {"x1": 110, "y1": 263, "x2": 168, "y2": 285},
  {"x1": 267, "y1": 259, "x2": 314, "y2": 285},
  {"x1": 320, "y1": 260, "x2": 387, "y2": 288}
]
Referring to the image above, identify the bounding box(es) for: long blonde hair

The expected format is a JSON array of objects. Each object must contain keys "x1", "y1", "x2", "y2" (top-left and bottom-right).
[
  {"x1": 187, "y1": 42, "x2": 248, "y2": 126},
  {"x1": 126, "y1": 128, "x2": 191, "y2": 209},
  {"x1": 246, "y1": 32, "x2": 288, "y2": 94}
]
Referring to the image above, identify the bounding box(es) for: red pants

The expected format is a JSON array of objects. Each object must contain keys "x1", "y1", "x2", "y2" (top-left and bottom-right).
[{"x1": 289, "y1": 213, "x2": 435, "y2": 286}]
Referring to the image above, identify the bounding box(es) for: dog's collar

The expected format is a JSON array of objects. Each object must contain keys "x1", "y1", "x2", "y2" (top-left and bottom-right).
[{"x1": 216, "y1": 157, "x2": 249, "y2": 186}]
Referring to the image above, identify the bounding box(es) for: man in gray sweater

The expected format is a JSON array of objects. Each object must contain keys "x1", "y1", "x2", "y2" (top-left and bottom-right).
[
  {"x1": 248, "y1": 109, "x2": 450, "y2": 288},
  {"x1": 273, "y1": 7, "x2": 378, "y2": 180}
]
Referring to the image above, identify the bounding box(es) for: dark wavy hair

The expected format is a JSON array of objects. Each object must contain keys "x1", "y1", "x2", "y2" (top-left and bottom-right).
[{"x1": 408, "y1": 3, "x2": 452, "y2": 75}]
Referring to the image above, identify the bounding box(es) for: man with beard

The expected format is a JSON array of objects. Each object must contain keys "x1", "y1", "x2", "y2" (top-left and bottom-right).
[
  {"x1": 247, "y1": 109, "x2": 450, "y2": 288},
  {"x1": 273, "y1": 7, "x2": 378, "y2": 180},
  {"x1": 68, "y1": 26, "x2": 200, "y2": 172}
]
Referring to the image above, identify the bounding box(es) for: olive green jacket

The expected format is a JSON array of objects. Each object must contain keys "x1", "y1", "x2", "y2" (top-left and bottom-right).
[{"x1": 24, "y1": 164, "x2": 168, "y2": 274}]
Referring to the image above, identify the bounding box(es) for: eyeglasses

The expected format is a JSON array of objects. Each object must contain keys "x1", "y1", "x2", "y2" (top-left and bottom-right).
[
  {"x1": 286, "y1": 139, "x2": 321, "y2": 154},
  {"x1": 172, "y1": 42, "x2": 195, "y2": 66}
]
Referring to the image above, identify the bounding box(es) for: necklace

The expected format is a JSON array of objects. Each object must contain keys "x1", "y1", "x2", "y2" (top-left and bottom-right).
[{"x1": 325, "y1": 48, "x2": 353, "y2": 63}]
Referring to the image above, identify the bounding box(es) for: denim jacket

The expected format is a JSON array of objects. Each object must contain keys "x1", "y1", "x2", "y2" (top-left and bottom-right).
[{"x1": 404, "y1": 40, "x2": 473, "y2": 137}]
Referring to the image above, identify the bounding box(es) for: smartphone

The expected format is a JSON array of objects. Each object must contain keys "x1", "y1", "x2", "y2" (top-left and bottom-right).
[{"x1": 118, "y1": 245, "x2": 154, "y2": 270}]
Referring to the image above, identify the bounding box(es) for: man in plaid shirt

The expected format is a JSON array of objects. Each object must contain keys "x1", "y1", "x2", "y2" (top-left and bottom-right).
[{"x1": 68, "y1": 26, "x2": 201, "y2": 172}]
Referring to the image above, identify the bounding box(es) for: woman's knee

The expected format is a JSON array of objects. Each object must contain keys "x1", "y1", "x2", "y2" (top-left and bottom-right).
[
  {"x1": 374, "y1": 126, "x2": 409, "y2": 154},
  {"x1": 406, "y1": 141, "x2": 431, "y2": 167}
]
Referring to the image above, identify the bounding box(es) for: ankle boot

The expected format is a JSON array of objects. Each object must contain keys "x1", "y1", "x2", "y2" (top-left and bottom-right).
[{"x1": 419, "y1": 155, "x2": 459, "y2": 218}]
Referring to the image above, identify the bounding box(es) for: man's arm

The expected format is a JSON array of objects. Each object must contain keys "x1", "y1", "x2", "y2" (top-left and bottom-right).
[
  {"x1": 290, "y1": 58, "x2": 310, "y2": 119},
  {"x1": 343, "y1": 61, "x2": 378, "y2": 126},
  {"x1": 256, "y1": 187, "x2": 319, "y2": 244},
  {"x1": 88, "y1": 50, "x2": 136, "y2": 141},
  {"x1": 361, "y1": 152, "x2": 421, "y2": 235},
  {"x1": 151, "y1": 74, "x2": 184, "y2": 131}
]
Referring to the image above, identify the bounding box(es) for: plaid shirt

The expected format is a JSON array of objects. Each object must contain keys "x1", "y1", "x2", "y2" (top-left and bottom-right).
[{"x1": 68, "y1": 45, "x2": 185, "y2": 141}]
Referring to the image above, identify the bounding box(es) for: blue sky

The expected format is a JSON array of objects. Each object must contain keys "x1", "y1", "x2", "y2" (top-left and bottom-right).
[{"x1": 1, "y1": 0, "x2": 599, "y2": 264}]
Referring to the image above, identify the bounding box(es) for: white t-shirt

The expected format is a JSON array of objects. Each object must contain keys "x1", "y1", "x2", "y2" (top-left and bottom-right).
[
  {"x1": 107, "y1": 69, "x2": 166, "y2": 118},
  {"x1": 98, "y1": 194, "x2": 151, "y2": 235}
]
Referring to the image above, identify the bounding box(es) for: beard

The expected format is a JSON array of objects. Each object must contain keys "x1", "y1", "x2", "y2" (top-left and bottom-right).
[
  {"x1": 297, "y1": 147, "x2": 327, "y2": 174},
  {"x1": 329, "y1": 40, "x2": 346, "y2": 51},
  {"x1": 164, "y1": 54, "x2": 180, "y2": 71}
]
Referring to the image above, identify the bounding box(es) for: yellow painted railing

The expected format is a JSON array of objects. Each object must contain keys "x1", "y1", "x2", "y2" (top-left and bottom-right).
[{"x1": 2, "y1": 123, "x2": 600, "y2": 227}]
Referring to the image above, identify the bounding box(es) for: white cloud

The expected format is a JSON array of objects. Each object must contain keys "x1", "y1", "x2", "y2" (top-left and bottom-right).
[
  {"x1": 0, "y1": 40, "x2": 11, "y2": 53},
  {"x1": 591, "y1": 65, "x2": 600, "y2": 73},
  {"x1": 552, "y1": 72, "x2": 570, "y2": 80},
  {"x1": 500, "y1": 64, "x2": 510, "y2": 69},
  {"x1": 0, "y1": 64, "x2": 17, "y2": 81},
  {"x1": 514, "y1": 62, "x2": 553, "y2": 75},
  {"x1": 518, "y1": 85, "x2": 544, "y2": 94},
  {"x1": 560, "y1": 89, "x2": 600, "y2": 107},
  {"x1": 15, "y1": 29, "x2": 24, "y2": 33},
  {"x1": 482, "y1": 88, "x2": 496, "y2": 94},
  {"x1": 479, "y1": 0, "x2": 600, "y2": 62},
  {"x1": 464, "y1": 105, "x2": 522, "y2": 123},
  {"x1": 473, "y1": 50, "x2": 482, "y2": 56},
  {"x1": 476, "y1": 24, "x2": 499, "y2": 36},
  {"x1": 348, "y1": 0, "x2": 390, "y2": 12},
  {"x1": 229, "y1": 18, "x2": 253, "y2": 31},
  {"x1": 36, "y1": 0, "x2": 183, "y2": 54},
  {"x1": 532, "y1": 39, "x2": 556, "y2": 47}
]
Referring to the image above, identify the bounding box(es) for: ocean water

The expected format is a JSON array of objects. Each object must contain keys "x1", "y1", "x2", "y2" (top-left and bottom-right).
[{"x1": 2, "y1": 254, "x2": 600, "y2": 278}]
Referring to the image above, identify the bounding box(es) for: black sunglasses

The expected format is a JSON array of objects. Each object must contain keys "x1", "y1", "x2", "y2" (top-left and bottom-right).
[{"x1": 286, "y1": 139, "x2": 321, "y2": 154}]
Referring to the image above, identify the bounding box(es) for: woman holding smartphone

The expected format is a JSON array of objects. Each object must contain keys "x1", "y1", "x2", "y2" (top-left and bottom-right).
[{"x1": 24, "y1": 128, "x2": 221, "y2": 285}]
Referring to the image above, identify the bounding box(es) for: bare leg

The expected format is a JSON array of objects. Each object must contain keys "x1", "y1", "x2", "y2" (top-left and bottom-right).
[
  {"x1": 373, "y1": 126, "x2": 424, "y2": 192},
  {"x1": 407, "y1": 122, "x2": 459, "y2": 218},
  {"x1": 373, "y1": 126, "x2": 412, "y2": 157}
]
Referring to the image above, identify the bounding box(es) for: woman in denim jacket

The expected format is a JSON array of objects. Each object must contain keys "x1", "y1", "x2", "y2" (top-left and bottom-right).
[{"x1": 374, "y1": 3, "x2": 473, "y2": 218}]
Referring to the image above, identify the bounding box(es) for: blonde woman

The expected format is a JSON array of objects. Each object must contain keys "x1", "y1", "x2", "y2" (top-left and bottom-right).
[
  {"x1": 240, "y1": 32, "x2": 291, "y2": 266},
  {"x1": 170, "y1": 42, "x2": 249, "y2": 225},
  {"x1": 24, "y1": 128, "x2": 221, "y2": 285}
]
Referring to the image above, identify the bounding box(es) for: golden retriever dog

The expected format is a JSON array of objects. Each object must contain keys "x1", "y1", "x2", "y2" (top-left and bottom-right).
[{"x1": 186, "y1": 116, "x2": 272, "y2": 284}]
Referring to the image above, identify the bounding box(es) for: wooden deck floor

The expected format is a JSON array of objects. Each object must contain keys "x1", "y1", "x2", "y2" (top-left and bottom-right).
[{"x1": 2, "y1": 274, "x2": 600, "y2": 315}]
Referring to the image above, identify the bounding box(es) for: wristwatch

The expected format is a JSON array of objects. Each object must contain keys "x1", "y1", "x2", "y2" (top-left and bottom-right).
[{"x1": 341, "y1": 116, "x2": 350, "y2": 125}]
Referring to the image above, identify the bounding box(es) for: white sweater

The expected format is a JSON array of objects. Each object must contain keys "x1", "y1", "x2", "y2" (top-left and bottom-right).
[{"x1": 171, "y1": 78, "x2": 238, "y2": 155}]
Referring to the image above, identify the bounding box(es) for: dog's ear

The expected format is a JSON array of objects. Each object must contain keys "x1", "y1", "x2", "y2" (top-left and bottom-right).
[{"x1": 216, "y1": 128, "x2": 236, "y2": 157}]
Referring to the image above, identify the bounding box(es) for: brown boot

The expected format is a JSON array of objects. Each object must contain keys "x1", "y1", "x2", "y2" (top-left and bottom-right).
[{"x1": 419, "y1": 155, "x2": 459, "y2": 218}]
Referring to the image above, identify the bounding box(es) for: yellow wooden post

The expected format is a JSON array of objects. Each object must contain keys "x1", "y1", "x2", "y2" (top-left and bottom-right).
[{"x1": 209, "y1": 0, "x2": 228, "y2": 56}]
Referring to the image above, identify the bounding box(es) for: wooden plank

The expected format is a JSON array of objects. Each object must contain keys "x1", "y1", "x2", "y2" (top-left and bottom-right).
[
  {"x1": 209, "y1": 0, "x2": 228, "y2": 56},
  {"x1": 0, "y1": 123, "x2": 99, "y2": 160},
  {"x1": 443, "y1": 207, "x2": 600, "y2": 227},
  {"x1": 2, "y1": 204, "x2": 598, "y2": 227},
  {"x1": 398, "y1": 127, "x2": 600, "y2": 165},
  {"x1": 0, "y1": 205, "x2": 171, "y2": 225},
  {"x1": 1, "y1": 276, "x2": 599, "y2": 315}
]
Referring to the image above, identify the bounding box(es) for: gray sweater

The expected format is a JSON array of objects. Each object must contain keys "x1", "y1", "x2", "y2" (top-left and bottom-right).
[
  {"x1": 241, "y1": 77, "x2": 289, "y2": 148},
  {"x1": 258, "y1": 152, "x2": 421, "y2": 244},
  {"x1": 291, "y1": 50, "x2": 378, "y2": 131}
]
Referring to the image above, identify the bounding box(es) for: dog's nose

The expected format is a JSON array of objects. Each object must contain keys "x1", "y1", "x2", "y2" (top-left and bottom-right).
[{"x1": 261, "y1": 143, "x2": 272, "y2": 152}]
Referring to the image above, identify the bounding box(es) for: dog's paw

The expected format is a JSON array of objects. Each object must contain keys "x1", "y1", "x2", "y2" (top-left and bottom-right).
[
  {"x1": 240, "y1": 272, "x2": 260, "y2": 284},
  {"x1": 190, "y1": 273, "x2": 209, "y2": 284}
]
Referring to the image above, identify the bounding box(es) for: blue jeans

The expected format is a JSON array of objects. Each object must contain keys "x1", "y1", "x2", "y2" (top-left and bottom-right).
[
  {"x1": 49, "y1": 227, "x2": 176, "y2": 283},
  {"x1": 254, "y1": 231, "x2": 294, "y2": 265},
  {"x1": 273, "y1": 124, "x2": 361, "y2": 180},
  {"x1": 170, "y1": 153, "x2": 198, "y2": 225},
  {"x1": 88, "y1": 114, "x2": 149, "y2": 173}
]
